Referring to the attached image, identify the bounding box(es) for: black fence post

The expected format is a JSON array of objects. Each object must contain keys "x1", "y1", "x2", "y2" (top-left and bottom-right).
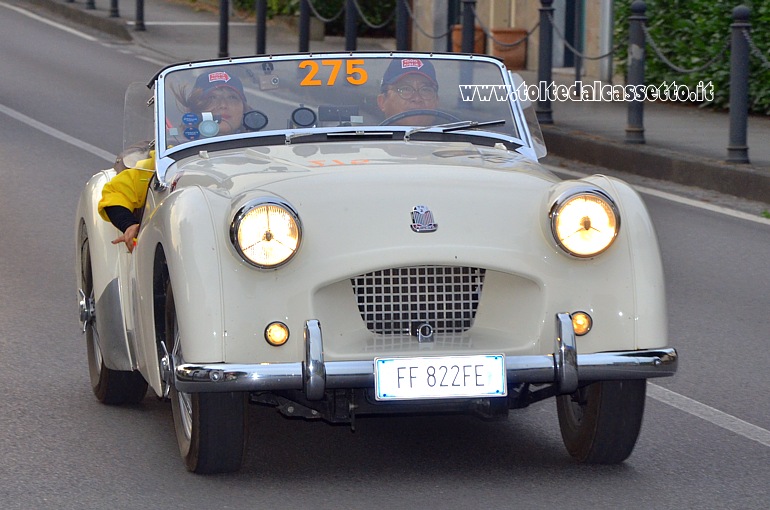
[
  {"x1": 626, "y1": 0, "x2": 646, "y2": 144},
  {"x1": 537, "y1": 0, "x2": 554, "y2": 124},
  {"x1": 218, "y1": 0, "x2": 229, "y2": 58},
  {"x1": 345, "y1": 0, "x2": 357, "y2": 51},
  {"x1": 256, "y1": 0, "x2": 267, "y2": 54},
  {"x1": 299, "y1": 0, "x2": 310, "y2": 52},
  {"x1": 573, "y1": 0, "x2": 582, "y2": 87},
  {"x1": 446, "y1": 2, "x2": 454, "y2": 53},
  {"x1": 135, "y1": 0, "x2": 145, "y2": 31},
  {"x1": 727, "y1": 5, "x2": 750, "y2": 164},
  {"x1": 396, "y1": 0, "x2": 408, "y2": 51},
  {"x1": 461, "y1": 0, "x2": 475, "y2": 53},
  {"x1": 109, "y1": 0, "x2": 119, "y2": 17}
]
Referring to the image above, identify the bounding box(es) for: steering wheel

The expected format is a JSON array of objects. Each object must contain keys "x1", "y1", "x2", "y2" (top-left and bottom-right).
[{"x1": 379, "y1": 109, "x2": 462, "y2": 126}]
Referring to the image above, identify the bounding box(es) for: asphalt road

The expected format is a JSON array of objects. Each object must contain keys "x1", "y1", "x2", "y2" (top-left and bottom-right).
[{"x1": 1, "y1": 4, "x2": 769, "y2": 509}]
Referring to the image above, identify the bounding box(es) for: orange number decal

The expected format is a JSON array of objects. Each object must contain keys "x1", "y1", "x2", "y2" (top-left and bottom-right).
[
  {"x1": 322, "y1": 60, "x2": 342, "y2": 86},
  {"x1": 299, "y1": 61, "x2": 322, "y2": 86},
  {"x1": 346, "y1": 60, "x2": 368, "y2": 85},
  {"x1": 306, "y1": 159, "x2": 370, "y2": 167},
  {"x1": 300, "y1": 59, "x2": 368, "y2": 86}
]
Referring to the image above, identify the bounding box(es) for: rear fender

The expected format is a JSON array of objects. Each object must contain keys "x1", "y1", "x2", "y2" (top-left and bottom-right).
[{"x1": 75, "y1": 170, "x2": 135, "y2": 371}]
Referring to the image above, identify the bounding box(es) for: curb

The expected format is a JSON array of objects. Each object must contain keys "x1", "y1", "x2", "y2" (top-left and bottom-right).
[
  {"x1": 24, "y1": 0, "x2": 133, "y2": 41},
  {"x1": 541, "y1": 124, "x2": 770, "y2": 203}
]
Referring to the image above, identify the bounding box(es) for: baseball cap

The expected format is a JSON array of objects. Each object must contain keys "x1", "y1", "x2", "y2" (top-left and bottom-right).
[
  {"x1": 380, "y1": 58, "x2": 438, "y2": 91},
  {"x1": 194, "y1": 70, "x2": 246, "y2": 102}
]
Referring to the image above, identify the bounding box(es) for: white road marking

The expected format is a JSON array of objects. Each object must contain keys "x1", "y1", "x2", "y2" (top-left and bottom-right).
[
  {"x1": 0, "y1": 104, "x2": 114, "y2": 162},
  {"x1": 550, "y1": 165, "x2": 770, "y2": 226},
  {"x1": 135, "y1": 54, "x2": 169, "y2": 67},
  {"x1": 649, "y1": 383, "x2": 770, "y2": 448},
  {"x1": 0, "y1": 1, "x2": 98, "y2": 42}
]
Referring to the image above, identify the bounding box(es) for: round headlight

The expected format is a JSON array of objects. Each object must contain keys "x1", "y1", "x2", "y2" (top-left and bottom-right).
[
  {"x1": 551, "y1": 190, "x2": 619, "y2": 257},
  {"x1": 231, "y1": 200, "x2": 301, "y2": 268}
]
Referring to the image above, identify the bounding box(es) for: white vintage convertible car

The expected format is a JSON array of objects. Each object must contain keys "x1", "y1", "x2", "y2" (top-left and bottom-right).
[{"x1": 75, "y1": 52, "x2": 677, "y2": 473}]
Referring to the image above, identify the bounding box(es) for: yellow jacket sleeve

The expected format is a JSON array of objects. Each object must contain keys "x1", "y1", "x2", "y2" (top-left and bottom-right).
[{"x1": 97, "y1": 152, "x2": 156, "y2": 223}]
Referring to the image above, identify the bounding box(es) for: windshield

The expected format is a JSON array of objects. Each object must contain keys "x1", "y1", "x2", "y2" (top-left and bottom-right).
[{"x1": 154, "y1": 53, "x2": 536, "y2": 160}]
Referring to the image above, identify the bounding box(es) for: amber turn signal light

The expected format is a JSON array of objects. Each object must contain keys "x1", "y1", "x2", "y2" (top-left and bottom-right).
[
  {"x1": 265, "y1": 322, "x2": 290, "y2": 346},
  {"x1": 571, "y1": 312, "x2": 592, "y2": 336}
]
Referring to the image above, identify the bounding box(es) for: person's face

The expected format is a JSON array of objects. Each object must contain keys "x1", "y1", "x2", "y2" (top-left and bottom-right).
[
  {"x1": 377, "y1": 74, "x2": 439, "y2": 125},
  {"x1": 202, "y1": 87, "x2": 245, "y2": 135}
]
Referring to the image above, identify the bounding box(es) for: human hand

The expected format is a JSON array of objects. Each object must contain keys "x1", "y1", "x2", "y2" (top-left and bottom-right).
[{"x1": 112, "y1": 223, "x2": 140, "y2": 253}]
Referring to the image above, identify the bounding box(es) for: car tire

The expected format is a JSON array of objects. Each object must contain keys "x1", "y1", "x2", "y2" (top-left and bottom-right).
[
  {"x1": 556, "y1": 379, "x2": 646, "y2": 464},
  {"x1": 81, "y1": 235, "x2": 148, "y2": 405},
  {"x1": 165, "y1": 284, "x2": 248, "y2": 474}
]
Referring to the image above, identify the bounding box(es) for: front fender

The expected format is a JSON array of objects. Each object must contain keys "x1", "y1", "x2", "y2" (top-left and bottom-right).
[
  {"x1": 132, "y1": 185, "x2": 225, "y2": 395},
  {"x1": 537, "y1": 175, "x2": 668, "y2": 353},
  {"x1": 583, "y1": 175, "x2": 668, "y2": 349}
]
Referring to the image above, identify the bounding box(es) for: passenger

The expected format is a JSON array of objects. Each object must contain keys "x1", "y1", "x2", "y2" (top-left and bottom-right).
[
  {"x1": 99, "y1": 69, "x2": 248, "y2": 252},
  {"x1": 377, "y1": 58, "x2": 440, "y2": 125},
  {"x1": 172, "y1": 70, "x2": 248, "y2": 138},
  {"x1": 97, "y1": 147, "x2": 154, "y2": 253}
]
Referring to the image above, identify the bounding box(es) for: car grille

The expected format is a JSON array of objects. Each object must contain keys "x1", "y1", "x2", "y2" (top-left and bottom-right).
[{"x1": 351, "y1": 266, "x2": 486, "y2": 335}]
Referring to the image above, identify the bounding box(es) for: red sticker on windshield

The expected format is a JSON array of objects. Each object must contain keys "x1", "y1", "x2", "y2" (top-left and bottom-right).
[{"x1": 400, "y1": 59, "x2": 424, "y2": 70}]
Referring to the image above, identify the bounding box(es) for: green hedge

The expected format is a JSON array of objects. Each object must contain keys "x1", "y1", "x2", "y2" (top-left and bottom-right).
[
  {"x1": 233, "y1": 0, "x2": 396, "y2": 36},
  {"x1": 614, "y1": 1, "x2": 770, "y2": 114},
  {"x1": 232, "y1": 0, "x2": 297, "y2": 16}
]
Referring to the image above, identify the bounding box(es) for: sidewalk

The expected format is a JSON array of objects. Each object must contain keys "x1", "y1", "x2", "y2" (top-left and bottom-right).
[{"x1": 20, "y1": 0, "x2": 770, "y2": 204}]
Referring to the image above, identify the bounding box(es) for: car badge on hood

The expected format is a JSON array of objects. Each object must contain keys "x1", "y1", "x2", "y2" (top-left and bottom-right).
[{"x1": 411, "y1": 205, "x2": 438, "y2": 233}]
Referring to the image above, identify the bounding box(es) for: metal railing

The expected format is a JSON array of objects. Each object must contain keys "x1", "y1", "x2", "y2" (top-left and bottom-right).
[
  {"x1": 535, "y1": 0, "x2": 766, "y2": 164},
  {"x1": 622, "y1": 2, "x2": 767, "y2": 162}
]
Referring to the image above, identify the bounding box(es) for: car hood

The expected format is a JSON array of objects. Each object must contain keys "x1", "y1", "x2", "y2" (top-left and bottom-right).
[
  {"x1": 168, "y1": 141, "x2": 564, "y2": 272},
  {"x1": 171, "y1": 140, "x2": 558, "y2": 197}
]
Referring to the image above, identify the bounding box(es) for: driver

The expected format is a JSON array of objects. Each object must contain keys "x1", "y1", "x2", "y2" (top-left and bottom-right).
[
  {"x1": 377, "y1": 58, "x2": 439, "y2": 126},
  {"x1": 100, "y1": 69, "x2": 249, "y2": 252}
]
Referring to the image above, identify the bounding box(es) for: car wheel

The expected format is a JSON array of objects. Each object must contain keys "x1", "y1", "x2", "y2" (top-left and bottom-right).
[
  {"x1": 80, "y1": 235, "x2": 147, "y2": 405},
  {"x1": 556, "y1": 379, "x2": 646, "y2": 464},
  {"x1": 165, "y1": 284, "x2": 247, "y2": 474}
]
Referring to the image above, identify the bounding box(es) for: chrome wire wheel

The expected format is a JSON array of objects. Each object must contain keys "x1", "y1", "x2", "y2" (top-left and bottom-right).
[
  {"x1": 85, "y1": 290, "x2": 104, "y2": 385},
  {"x1": 176, "y1": 389, "x2": 193, "y2": 441},
  {"x1": 171, "y1": 320, "x2": 193, "y2": 441},
  {"x1": 167, "y1": 284, "x2": 192, "y2": 456},
  {"x1": 81, "y1": 239, "x2": 103, "y2": 387}
]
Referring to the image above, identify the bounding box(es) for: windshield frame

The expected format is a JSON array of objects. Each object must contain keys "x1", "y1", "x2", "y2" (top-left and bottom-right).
[{"x1": 150, "y1": 52, "x2": 540, "y2": 182}]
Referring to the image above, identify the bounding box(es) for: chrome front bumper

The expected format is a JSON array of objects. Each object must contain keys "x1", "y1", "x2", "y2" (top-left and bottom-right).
[{"x1": 174, "y1": 313, "x2": 678, "y2": 395}]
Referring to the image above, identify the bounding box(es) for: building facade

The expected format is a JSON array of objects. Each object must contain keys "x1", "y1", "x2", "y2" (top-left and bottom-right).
[{"x1": 411, "y1": 0, "x2": 616, "y2": 83}]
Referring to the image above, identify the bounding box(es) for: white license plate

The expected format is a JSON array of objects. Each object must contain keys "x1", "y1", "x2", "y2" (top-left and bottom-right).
[{"x1": 374, "y1": 355, "x2": 507, "y2": 401}]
